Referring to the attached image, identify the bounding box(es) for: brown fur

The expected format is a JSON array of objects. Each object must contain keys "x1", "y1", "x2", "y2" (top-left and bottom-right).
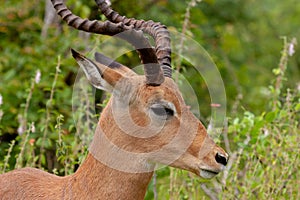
[
  {"x1": 0, "y1": 61, "x2": 228, "y2": 199},
  {"x1": 0, "y1": 155, "x2": 152, "y2": 200}
]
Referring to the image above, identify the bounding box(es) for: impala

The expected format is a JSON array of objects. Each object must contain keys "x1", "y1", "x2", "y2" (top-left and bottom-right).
[{"x1": 0, "y1": 0, "x2": 228, "y2": 199}]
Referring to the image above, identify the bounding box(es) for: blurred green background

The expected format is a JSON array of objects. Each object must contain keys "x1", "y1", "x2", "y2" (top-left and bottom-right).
[{"x1": 0, "y1": 0, "x2": 299, "y2": 199}]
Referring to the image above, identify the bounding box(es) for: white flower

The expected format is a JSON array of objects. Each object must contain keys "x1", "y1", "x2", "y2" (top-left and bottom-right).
[
  {"x1": 0, "y1": 94, "x2": 2, "y2": 106},
  {"x1": 288, "y1": 43, "x2": 295, "y2": 56},
  {"x1": 17, "y1": 126, "x2": 24, "y2": 135},
  {"x1": 263, "y1": 128, "x2": 269, "y2": 136},
  {"x1": 288, "y1": 38, "x2": 297, "y2": 57},
  {"x1": 35, "y1": 69, "x2": 41, "y2": 84},
  {"x1": 31, "y1": 122, "x2": 36, "y2": 133},
  {"x1": 17, "y1": 114, "x2": 25, "y2": 135}
]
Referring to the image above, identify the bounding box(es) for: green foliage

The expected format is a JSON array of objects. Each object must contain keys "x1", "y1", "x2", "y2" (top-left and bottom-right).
[
  {"x1": 223, "y1": 89, "x2": 299, "y2": 199},
  {"x1": 0, "y1": 0, "x2": 299, "y2": 199}
]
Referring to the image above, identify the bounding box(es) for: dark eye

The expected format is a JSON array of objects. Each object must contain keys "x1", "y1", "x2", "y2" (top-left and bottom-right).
[{"x1": 150, "y1": 104, "x2": 174, "y2": 118}]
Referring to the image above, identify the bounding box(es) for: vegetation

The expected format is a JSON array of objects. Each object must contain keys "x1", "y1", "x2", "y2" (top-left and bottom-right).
[{"x1": 0, "y1": 0, "x2": 299, "y2": 199}]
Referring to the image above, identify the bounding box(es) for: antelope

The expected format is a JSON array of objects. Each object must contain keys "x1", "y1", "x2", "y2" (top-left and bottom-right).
[{"x1": 0, "y1": 0, "x2": 228, "y2": 199}]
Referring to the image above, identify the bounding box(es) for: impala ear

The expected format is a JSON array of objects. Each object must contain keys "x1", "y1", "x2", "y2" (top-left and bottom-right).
[
  {"x1": 71, "y1": 49, "x2": 124, "y2": 93},
  {"x1": 94, "y1": 52, "x2": 136, "y2": 76}
]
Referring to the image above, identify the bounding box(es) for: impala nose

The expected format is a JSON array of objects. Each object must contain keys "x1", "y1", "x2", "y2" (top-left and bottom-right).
[{"x1": 215, "y1": 152, "x2": 228, "y2": 166}]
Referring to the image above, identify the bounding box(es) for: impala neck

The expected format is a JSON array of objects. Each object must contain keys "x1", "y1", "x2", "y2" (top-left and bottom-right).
[
  {"x1": 68, "y1": 154, "x2": 153, "y2": 199},
  {"x1": 66, "y1": 102, "x2": 154, "y2": 199}
]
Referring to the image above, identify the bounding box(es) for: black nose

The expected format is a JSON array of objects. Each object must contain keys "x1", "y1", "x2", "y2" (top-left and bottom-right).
[{"x1": 215, "y1": 152, "x2": 228, "y2": 166}]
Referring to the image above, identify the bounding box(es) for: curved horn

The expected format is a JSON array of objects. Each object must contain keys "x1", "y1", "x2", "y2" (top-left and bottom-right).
[
  {"x1": 51, "y1": 0, "x2": 127, "y2": 35},
  {"x1": 95, "y1": 0, "x2": 172, "y2": 78},
  {"x1": 51, "y1": 0, "x2": 164, "y2": 85}
]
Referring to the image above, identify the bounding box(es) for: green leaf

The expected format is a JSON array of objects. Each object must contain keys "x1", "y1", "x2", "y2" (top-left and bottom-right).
[
  {"x1": 265, "y1": 111, "x2": 277, "y2": 123},
  {"x1": 40, "y1": 154, "x2": 46, "y2": 165},
  {"x1": 252, "y1": 120, "x2": 264, "y2": 135},
  {"x1": 272, "y1": 68, "x2": 281, "y2": 75},
  {"x1": 295, "y1": 103, "x2": 300, "y2": 112}
]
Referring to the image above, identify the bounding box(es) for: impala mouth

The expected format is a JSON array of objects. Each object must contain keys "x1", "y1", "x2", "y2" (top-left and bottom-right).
[{"x1": 199, "y1": 169, "x2": 220, "y2": 179}]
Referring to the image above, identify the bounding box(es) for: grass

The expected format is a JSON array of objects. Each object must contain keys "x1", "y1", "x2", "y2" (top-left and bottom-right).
[
  {"x1": 2, "y1": 37, "x2": 298, "y2": 200},
  {"x1": 0, "y1": 40, "x2": 299, "y2": 200},
  {"x1": 0, "y1": 1, "x2": 299, "y2": 199}
]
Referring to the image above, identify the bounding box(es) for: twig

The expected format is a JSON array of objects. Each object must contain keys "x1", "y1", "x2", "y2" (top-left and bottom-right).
[
  {"x1": 41, "y1": 0, "x2": 59, "y2": 38},
  {"x1": 272, "y1": 37, "x2": 297, "y2": 110},
  {"x1": 200, "y1": 184, "x2": 218, "y2": 200},
  {"x1": 2, "y1": 140, "x2": 16, "y2": 173},
  {"x1": 175, "y1": 0, "x2": 202, "y2": 82},
  {"x1": 15, "y1": 123, "x2": 34, "y2": 169},
  {"x1": 39, "y1": 56, "x2": 61, "y2": 167},
  {"x1": 153, "y1": 171, "x2": 158, "y2": 200}
]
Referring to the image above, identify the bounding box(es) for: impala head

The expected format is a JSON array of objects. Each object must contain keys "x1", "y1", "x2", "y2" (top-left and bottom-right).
[{"x1": 52, "y1": 0, "x2": 228, "y2": 179}]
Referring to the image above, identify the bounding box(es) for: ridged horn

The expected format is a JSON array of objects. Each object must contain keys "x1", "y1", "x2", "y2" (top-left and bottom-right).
[
  {"x1": 51, "y1": 0, "x2": 164, "y2": 85},
  {"x1": 95, "y1": 0, "x2": 172, "y2": 78}
]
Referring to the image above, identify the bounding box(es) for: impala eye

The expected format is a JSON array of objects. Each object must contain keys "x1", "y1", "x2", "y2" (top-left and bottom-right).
[{"x1": 150, "y1": 103, "x2": 174, "y2": 119}]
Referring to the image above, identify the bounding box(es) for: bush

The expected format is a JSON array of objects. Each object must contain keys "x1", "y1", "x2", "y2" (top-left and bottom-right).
[{"x1": 0, "y1": 1, "x2": 299, "y2": 199}]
